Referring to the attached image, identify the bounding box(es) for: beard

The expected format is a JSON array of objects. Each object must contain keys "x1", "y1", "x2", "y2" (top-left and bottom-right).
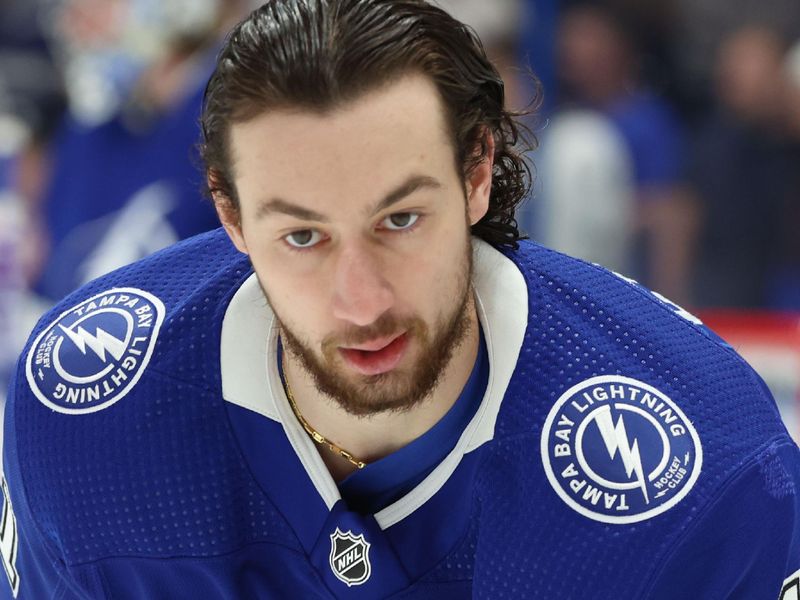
[{"x1": 272, "y1": 241, "x2": 474, "y2": 417}]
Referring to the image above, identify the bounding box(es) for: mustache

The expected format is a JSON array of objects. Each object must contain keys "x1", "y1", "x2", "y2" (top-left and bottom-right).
[{"x1": 321, "y1": 312, "x2": 427, "y2": 350}]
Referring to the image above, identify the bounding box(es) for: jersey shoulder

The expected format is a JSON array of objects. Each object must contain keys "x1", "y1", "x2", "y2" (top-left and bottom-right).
[
  {"x1": 497, "y1": 240, "x2": 793, "y2": 510},
  {"x1": 504, "y1": 239, "x2": 788, "y2": 447},
  {"x1": 26, "y1": 227, "x2": 250, "y2": 394},
  {"x1": 468, "y1": 241, "x2": 798, "y2": 596},
  {"x1": 4, "y1": 230, "x2": 297, "y2": 571}
]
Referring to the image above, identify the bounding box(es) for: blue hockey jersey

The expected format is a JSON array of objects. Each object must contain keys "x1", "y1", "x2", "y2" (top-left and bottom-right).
[{"x1": 3, "y1": 229, "x2": 799, "y2": 598}]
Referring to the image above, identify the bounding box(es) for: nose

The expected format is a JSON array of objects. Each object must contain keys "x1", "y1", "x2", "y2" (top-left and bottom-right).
[{"x1": 331, "y1": 243, "x2": 395, "y2": 327}]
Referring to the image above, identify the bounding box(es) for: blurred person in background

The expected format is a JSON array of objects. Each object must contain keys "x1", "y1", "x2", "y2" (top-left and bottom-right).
[
  {"x1": 548, "y1": 2, "x2": 697, "y2": 305},
  {"x1": 0, "y1": 0, "x2": 66, "y2": 392},
  {"x1": 517, "y1": 0, "x2": 558, "y2": 115},
  {"x1": 437, "y1": 0, "x2": 546, "y2": 252},
  {"x1": 0, "y1": 0, "x2": 64, "y2": 154},
  {"x1": 30, "y1": 0, "x2": 254, "y2": 302},
  {"x1": 534, "y1": 107, "x2": 635, "y2": 275},
  {"x1": 783, "y1": 41, "x2": 800, "y2": 137},
  {"x1": 690, "y1": 26, "x2": 799, "y2": 309},
  {"x1": 673, "y1": 0, "x2": 800, "y2": 118},
  {"x1": 435, "y1": 0, "x2": 528, "y2": 111}
]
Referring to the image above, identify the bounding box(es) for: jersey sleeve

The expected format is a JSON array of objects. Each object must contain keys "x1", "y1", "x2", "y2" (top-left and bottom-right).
[
  {"x1": 1, "y1": 374, "x2": 102, "y2": 600},
  {"x1": 645, "y1": 438, "x2": 800, "y2": 599}
]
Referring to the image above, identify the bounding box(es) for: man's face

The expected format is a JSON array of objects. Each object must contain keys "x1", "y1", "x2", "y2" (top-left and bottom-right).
[{"x1": 222, "y1": 73, "x2": 490, "y2": 416}]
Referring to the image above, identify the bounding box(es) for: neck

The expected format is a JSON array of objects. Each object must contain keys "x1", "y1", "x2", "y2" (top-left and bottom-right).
[{"x1": 282, "y1": 298, "x2": 481, "y2": 481}]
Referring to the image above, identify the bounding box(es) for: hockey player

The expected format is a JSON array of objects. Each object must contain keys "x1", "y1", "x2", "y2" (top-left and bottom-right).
[{"x1": 3, "y1": 1, "x2": 799, "y2": 598}]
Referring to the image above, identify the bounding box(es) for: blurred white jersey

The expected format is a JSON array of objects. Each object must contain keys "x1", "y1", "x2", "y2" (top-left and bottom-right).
[{"x1": 537, "y1": 109, "x2": 634, "y2": 274}]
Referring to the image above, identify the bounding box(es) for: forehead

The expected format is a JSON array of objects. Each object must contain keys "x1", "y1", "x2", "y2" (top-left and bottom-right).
[{"x1": 228, "y1": 73, "x2": 458, "y2": 208}]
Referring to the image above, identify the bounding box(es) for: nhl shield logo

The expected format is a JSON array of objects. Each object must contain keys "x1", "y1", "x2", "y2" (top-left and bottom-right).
[
  {"x1": 329, "y1": 528, "x2": 371, "y2": 586},
  {"x1": 25, "y1": 288, "x2": 165, "y2": 414}
]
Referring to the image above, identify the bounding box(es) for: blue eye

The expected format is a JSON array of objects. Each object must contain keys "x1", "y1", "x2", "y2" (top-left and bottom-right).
[
  {"x1": 285, "y1": 229, "x2": 323, "y2": 248},
  {"x1": 382, "y1": 213, "x2": 419, "y2": 231}
]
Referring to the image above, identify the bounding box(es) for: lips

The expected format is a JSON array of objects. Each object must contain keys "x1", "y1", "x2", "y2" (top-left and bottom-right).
[{"x1": 339, "y1": 333, "x2": 409, "y2": 376}]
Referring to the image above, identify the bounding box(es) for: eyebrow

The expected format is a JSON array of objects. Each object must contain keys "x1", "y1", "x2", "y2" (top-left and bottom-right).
[{"x1": 253, "y1": 174, "x2": 443, "y2": 222}]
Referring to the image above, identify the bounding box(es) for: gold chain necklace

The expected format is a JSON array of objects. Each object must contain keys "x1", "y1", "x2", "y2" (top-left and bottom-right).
[{"x1": 282, "y1": 357, "x2": 367, "y2": 470}]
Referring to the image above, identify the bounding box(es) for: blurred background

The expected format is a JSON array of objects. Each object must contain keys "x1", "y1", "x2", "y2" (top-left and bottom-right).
[{"x1": 1, "y1": 0, "x2": 799, "y2": 439}]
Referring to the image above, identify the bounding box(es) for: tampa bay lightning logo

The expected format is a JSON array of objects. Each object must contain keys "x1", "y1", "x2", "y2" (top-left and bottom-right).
[
  {"x1": 541, "y1": 376, "x2": 702, "y2": 524},
  {"x1": 25, "y1": 288, "x2": 165, "y2": 414}
]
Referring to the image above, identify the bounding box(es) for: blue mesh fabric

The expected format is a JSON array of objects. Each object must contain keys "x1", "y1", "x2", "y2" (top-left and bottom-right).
[
  {"x1": 467, "y1": 242, "x2": 792, "y2": 598},
  {"x1": 6, "y1": 234, "x2": 798, "y2": 598},
  {"x1": 421, "y1": 242, "x2": 795, "y2": 598},
  {"x1": 15, "y1": 230, "x2": 300, "y2": 564}
]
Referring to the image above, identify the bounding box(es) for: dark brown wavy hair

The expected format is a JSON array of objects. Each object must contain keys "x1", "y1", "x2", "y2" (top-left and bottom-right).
[{"x1": 201, "y1": 0, "x2": 537, "y2": 248}]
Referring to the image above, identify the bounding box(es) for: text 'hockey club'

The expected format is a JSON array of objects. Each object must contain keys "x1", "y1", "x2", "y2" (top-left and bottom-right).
[{"x1": 25, "y1": 288, "x2": 165, "y2": 414}]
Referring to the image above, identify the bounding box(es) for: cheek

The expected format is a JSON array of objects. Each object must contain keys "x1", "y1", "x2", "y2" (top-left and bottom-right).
[
  {"x1": 269, "y1": 285, "x2": 332, "y2": 344},
  {"x1": 251, "y1": 254, "x2": 332, "y2": 342},
  {"x1": 399, "y1": 226, "x2": 470, "y2": 317}
]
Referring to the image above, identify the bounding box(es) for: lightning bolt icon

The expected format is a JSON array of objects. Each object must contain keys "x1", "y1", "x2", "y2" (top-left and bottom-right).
[
  {"x1": 594, "y1": 406, "x2": 649, "y2": 504},
  {"x1": 59, "y1": 324, "x2": 126, "y2": 363}
]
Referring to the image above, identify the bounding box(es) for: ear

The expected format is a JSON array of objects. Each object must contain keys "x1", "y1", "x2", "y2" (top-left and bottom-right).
[
  {"x1": 465, "y1": 130, "x2": 494, "y2": 225},
  {"x1": 209, "y1": 173, "x2": 249, "y2": 255}
]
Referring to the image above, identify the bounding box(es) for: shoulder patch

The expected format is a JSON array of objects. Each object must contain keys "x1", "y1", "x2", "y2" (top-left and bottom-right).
[
  {"x1": 541, "y1": 375, "x2": 702, "y2": 524},
  {"x1": 25, "y1": 288, "x2": 165, "y2": 414}
]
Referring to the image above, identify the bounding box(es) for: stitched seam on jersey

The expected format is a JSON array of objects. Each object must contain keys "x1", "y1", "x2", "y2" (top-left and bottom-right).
[
  {"x1": 579, "y1": 259, "x2": 785, "y2": 421},
  {"x1": 94, "y1": 563, "x2": 113, "y2": 600},
  {"x1": 64, "y1": 537, "x2": 309, "y2": 569},
  {"x1": 68, "y1": 541, "x2": 336, "y2": 600},
  {"x1": 74, "y1": 543, "x2": 336, "y2": 598},
  {"x1": 476, "y1": 428, "x2": 544, "y2": 447},
  {"x1": 393, "y1": 452, "x2": 486, "y2": 588},
  {"x1": 52, "y1": 575, "x2": 66, "y2": 600},
  {"x1": 18, "y1": 362, "x2": 302, "y2": 570},
  {"x1": 637, "y1": 435, "x2": 798, "y2": 597},
  {"x1": 145, "y1": 364, "x2": 310, "y2": 560},
  {"x1": 520, "y1": 247, "x2": 787, "y2": 430},
  {"x1": 524, "y1": 243, "x2": 769, "y2": 383},
  {"x1": 475, "y1": 429, "x2": 796, "y2": 594},
  {"x1": 62, "y1": 563, "x2": 105, "y2": 600},
  {"x1": 42, "y1": 366, "x2": 305, "y2": 569},
  {"x1": 133, "y1": 363, "x2": 219, "y2": 395},
  {"x1": 114, "y1": 261, "x2": 252, "y2": 398},
  {"x1": 217, "y1": 401, "x2": 309, "y2": 556},
  {"x1": 394, "y1": 444, "x2": 493, "y2": 593},
  {"x1": 386, "y1": 521, "x2": 477, "y2": 591},
  {"x1": 387, "y1": 578, "x2": 473, "y2": 599}
]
